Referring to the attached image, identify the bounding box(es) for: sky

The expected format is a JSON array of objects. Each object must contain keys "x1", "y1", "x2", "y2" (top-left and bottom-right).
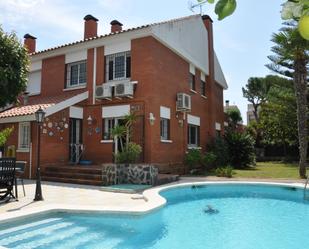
[{"x1": 0, "y1": 0, "x2": 284, "y2": 124}]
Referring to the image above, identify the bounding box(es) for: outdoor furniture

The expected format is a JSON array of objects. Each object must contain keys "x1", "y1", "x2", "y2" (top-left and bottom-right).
[
  {"x1": 0, "y1": 158, "x2": 16, "y2": 202},
  {"x1": 16, "y1": 161, "x2": 26, "y2": 197}
]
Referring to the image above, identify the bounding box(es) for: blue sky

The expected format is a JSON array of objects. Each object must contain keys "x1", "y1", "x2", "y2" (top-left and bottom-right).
[{"x1": 0, "y1": 0, "x2": 283, "y2": 123}]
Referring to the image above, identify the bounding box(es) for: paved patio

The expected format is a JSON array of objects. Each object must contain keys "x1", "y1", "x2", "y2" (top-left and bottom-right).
[{"x1": 0, "y1": 177, "x2": 306, "y2": 223}]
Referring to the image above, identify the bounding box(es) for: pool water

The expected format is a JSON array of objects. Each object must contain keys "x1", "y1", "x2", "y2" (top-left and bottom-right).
[{"x1": 0, "y1": 184, "x2": 309, "y2": 249}]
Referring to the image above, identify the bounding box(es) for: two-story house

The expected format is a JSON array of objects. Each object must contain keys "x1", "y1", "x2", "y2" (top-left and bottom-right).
[{"x1": 0, "y1": 14, "x2": 227, "y2": 182}]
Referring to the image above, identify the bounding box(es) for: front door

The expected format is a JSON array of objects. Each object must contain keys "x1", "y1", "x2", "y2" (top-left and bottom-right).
[{"x1": 69, "y1": 118, "x2": 83, "y2": 163}]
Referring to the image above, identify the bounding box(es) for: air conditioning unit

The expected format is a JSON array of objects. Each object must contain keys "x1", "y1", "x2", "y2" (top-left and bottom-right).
[
  {"x1": 114, "y1": 82, "x2": 134, "y2": 98},
  {"x1": 95, "y1": 85, "x2": 112, "y2": 99},
  {"x1": 176, "y1": 93, "x2": 191, "y2": 111}
]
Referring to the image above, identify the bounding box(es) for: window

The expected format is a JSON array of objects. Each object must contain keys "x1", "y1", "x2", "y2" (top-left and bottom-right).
[
  {"x1": 27, "y1": 70, "x2": 41, "y2": 95},
  {"x1": 18, "y1": 122, "x2": 30, "y2": 150},
  {"x1": 102, "y1": 118, "x2": 115, "y2": 140},
  {"x1": 106, "y1": 51, "x2": 131, "y2": 81},
  {"x1": 188, "y1": 124, "x2": 200, "y2": 148},
  {"x1": 216, "y1": 130, "x2": 221, "y2": 137},
  {"x1": 189, "y1": 73, "x2": 195, "y2": 91},
  {"x1": 66, "y1": 61, "x2": 87, "y2": 88},
  {"x1": 160, "y1": 118, "x2": 170, "y2": 140},
  {"x1": 201, "y1": 80, "x2": 206, "y2": 96}
]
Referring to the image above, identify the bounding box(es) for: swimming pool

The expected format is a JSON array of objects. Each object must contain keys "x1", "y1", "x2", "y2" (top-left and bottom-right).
[{"x1": 0, "y1": 183, "x2": 308, "y2": 249}]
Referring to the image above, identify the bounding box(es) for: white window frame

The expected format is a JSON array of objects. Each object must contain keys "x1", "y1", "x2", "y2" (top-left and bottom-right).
[
  {"x1": 102, "y1": 118, "x2": 115, "y2": 141},
  {"x1": 66, "y1": 60, "x2": 87, "y2": 88},
  {"x1": 102, "y1": 118, "x2": 124, "y2": 141},
  {"x1": 18, "y1": 122, "x2": 31, "y2": 152},
  {"x1": 160, "y1": 106, "x2": 171, "y2": 142},
  {"x1": 105, "y1": 51, "x2": 131, "y2": 82},
  {"x1": 188, "y1": 124, "x2": 200, "y2": 148},
  {"x1": 160, "y1": 118, "x2": 170, "y2": 141}
]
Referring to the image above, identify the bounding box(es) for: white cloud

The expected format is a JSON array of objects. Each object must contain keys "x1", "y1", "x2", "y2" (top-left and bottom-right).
[{"x1": 0, "y1": 0, "x2": 82, "y2": 39}]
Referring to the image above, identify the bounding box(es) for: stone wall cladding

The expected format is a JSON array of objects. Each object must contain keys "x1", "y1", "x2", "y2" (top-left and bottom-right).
[{"x1": 102, "y1": 164, "x2": 158, "y2": 186}]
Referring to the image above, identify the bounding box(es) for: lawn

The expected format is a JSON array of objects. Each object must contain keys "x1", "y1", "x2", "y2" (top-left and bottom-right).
[{"x1": 233, "y1": 162, "x2": 306, "y2": 179}]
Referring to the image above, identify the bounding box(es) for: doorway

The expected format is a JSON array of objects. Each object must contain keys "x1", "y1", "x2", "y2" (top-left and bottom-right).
[{"x1": 69, "y1": 118, "x2": 83, "y2": 163}]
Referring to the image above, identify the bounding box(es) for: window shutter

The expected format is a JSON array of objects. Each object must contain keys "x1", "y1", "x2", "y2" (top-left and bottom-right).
[
  {"x1": 126, "y1": 55, "x2": 131, "y2": 78},
  {"x1": 108, "y1": 60, "x2": 114, "y2": 81},
  {"x1": 197, "y1": 126, "x2": 200, "y2": 146},
  {"x1": 167, "y1": 119, "x2": 170, "y2": 140}
]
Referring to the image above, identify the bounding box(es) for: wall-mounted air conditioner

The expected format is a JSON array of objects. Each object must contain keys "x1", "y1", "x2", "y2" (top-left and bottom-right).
[
  {"x1": 95, "y1": 85, "x2": 112, "y2": 99},
  {"x1": 176, "y1": 93, "x2": 191, "y2": 111},
  {"x1": 114, "y1": 82, "x2": 134, "y2": 98}
]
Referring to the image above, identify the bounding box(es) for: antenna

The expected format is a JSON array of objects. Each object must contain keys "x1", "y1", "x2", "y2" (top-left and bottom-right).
[{"x1": 188, "y1": 0, "x2": 207, "y2": 15}]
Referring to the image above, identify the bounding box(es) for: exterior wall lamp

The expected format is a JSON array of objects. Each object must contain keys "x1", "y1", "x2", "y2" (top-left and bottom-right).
[
  {"x1": 149, "y1": 113, "x2": 155, "y2": 126},
  {"x1": 87, "y1": 115, "x2": 93, "y2": 125}
]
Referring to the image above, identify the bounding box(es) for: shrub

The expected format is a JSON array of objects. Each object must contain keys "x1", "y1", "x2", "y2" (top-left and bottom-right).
[
  {"x1": 224, "y1": 131, "x2": 256, "y2": 169},
  {"x1": 0, "y1": 127, "x2": 13, "y2": 147},
  {"x1": 184, "y1": 149, "x2": 202, "y2": 169},
  {"x1": 115, "y1": 142, "x2": 142, "y2": 164},
  {"x1": 201, "y1": 152, "x2": 217, "y2": 170},
  {"x1": 207, "y1": 137, "x2": 229, "y2": 168},
  {"x1": 215, "y1": 166, "x2": 233, "y2": 178}
]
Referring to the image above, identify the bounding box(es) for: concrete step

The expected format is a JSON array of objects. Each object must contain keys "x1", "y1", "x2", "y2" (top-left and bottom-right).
[
  {"x1": 43, "y1": 171, "x2": 102, "y2": 181},
  {"x1": 41, "y1": 165, "x2": 103, "y2": 186},
  {"x1": 43, "y1": 165, "x2": 102, "y2": 175},
  {"x1": 41, "y1": 176, "x2": 102, "y2": 186}
]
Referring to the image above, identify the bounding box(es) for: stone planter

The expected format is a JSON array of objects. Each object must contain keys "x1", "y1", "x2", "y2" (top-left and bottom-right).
[{"x1": 102, "y1": 163, "x2": 158, "y2": 186}]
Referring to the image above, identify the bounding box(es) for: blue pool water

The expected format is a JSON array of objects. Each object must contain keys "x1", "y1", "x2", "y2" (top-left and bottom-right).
[{"x1": 1, "y1": 184, "x2": 309, "y2": 249}]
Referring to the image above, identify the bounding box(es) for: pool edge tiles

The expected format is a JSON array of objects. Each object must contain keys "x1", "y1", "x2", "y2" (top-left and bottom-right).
[{"x1": 0, "y1": 181, "x2": 305, "y2": 226}]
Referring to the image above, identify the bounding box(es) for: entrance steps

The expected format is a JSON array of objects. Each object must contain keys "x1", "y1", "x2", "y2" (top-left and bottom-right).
[
  {"x1": 41, "y1": 164, "x2": 103, "y2": 186},
  {"x1": 41, "y1": 164, "x2": 180, "y2": 186}
]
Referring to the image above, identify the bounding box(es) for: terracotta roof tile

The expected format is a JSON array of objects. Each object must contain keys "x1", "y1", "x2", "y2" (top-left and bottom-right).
[
  {"x1": 0, "y1": 91, "x2": 86, "y2": 118},
  {"x1": 30, "y1": 15, "x2": 199, "y2": 56}
]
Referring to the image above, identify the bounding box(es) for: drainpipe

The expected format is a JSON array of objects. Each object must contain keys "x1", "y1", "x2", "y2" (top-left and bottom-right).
[
  {"x1": 92, "y1": 47, "x2": 97, "y2": 105},
  {"x1": 29, "y1": 142, "x2": 32, "y2": 179}
]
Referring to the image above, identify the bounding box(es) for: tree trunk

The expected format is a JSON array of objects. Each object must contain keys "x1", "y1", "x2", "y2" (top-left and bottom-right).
[
  {"x1": 253, "y1": 104, "x2": 259, "y2": 123},
  {"x1": 293, "y1": 59, "x2": 308, "y2": 178}
]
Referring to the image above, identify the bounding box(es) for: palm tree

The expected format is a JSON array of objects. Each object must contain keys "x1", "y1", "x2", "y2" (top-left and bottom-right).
[
  {"x1": 123, "y1": 112, "x2": 137, "y2": 150},
  {"x1": 266, "y1": 22, "x2": 309, "y2": 178},
  {"x1": 111, "y1": 125, "x2": 126, "y2": 154}
]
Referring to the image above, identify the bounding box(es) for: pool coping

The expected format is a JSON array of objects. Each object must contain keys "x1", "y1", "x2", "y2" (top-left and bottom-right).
[{"x1": 0, "y1": 180, "x2": 306, "y2": 226}]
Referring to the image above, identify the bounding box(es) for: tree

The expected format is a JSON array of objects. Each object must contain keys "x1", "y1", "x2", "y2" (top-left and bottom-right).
[
  {"x1": 266, "y1": 22, "x2": 309, "y2": 178},
  {"x1": 0, "y1": 27, "x2": 29, "y2": 108},
  {"x1": 225, "y1": 107, "x2": 242, "y2": 130},
  {"x1": 242, "y1": 77, "x2": 270, "y2": 122},
  {"x1": 258, "y1": 78, "x2": 298, "y2": 150}
]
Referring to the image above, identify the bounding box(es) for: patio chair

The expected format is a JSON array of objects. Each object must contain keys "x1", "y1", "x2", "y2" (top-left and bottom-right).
[
  {"x1": 0, "y1": 158, "x2": 16, "y2": 202},
  {"x1": 16, "y1": 161, "x2": 26, "y2": 197}
]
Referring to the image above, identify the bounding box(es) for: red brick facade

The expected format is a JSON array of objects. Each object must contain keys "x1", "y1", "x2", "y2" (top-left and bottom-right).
[{"x1": 0, "y1": 15, "x2": 226, "y2": 177}]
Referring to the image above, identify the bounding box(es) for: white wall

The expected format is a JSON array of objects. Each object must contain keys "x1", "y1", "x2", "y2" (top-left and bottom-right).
[
  {"x1": 65, "y1": 50, "x2": 87, "y2": 64},
  {"x1": 69, "y1": 106, "x2": 83, "y2": 119},
  {"x1": 214, "y1": 52, "x2": 228, "y2": 89},
  {"x1": 151, "y1": 15, "x2": 209, "y2": 76},
  {"x1": 104, "y1": 41, "x2": 131, "y2": 55},
  {"x1": 102, "y1": 105, "x2": 130, "y2": 118},
  {"x1": 187, "y1": 114, "x2": 200, "y2": 126}
]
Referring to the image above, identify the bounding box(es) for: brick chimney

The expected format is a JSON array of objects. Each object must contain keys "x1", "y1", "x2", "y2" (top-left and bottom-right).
[
  {"x1": 84, "y1": 14, "x2": 98, "y2": 39},
  {"x1": 110, "y1": 20, "x2": 123, "y2": 33},
  {"x1": 23, "y1": 34, "x2": 36, "y2": 53},
  {"x1": 23, "y1": 92, "x2": 30, "y2": 105}
]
